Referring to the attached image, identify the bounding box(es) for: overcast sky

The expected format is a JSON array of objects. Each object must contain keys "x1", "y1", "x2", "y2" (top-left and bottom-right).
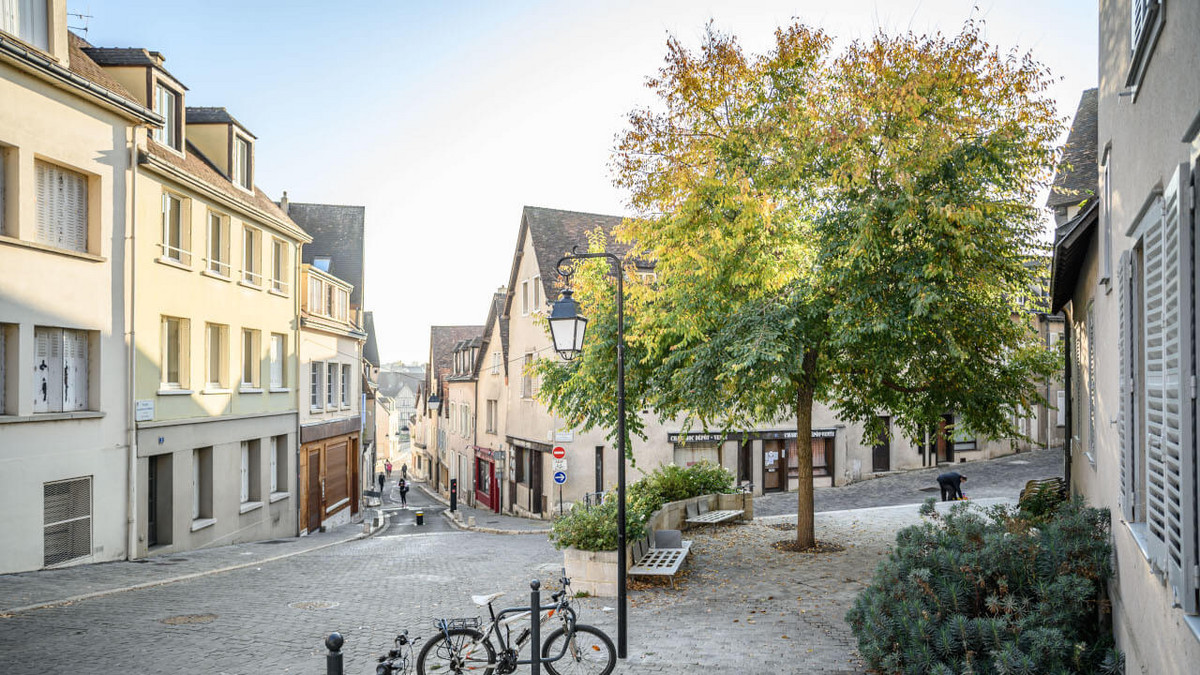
[{"x1": 74, "y1": 0, "x2": 1097, "y2": 363}]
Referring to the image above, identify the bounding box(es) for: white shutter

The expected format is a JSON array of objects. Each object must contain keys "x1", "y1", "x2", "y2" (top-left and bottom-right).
[
  {"x1": 1118, "y1": 250, "x2": 1135, "y2": 520},
  {"x1": 63, "y1": 171, "x2": 86, "y2": 253},
  {"x1": 35, "y1": 163, "x2": 86, "y2": 252},
  {"x1": 35, "y1": 162, "x2": 52, "y2": 245},
  {"x1": 32, "y1": 327, "x2": 63, "y2": 412},
  {"x1": 192, "y1": 452, "x2": 201, "y2": 519},
  {"x1": 269, "y1": 335, "x2": 283, "y2": 388},
  {"x1": 270, "y1": 438, "x2": 279, "y2": 493},
  {"x1": 63, "y1": 330, "x2": 88, "y2": 411},
  {"x1": 1143, "y1": 164, "x2": 1195, "y2": 612},
  {"x1": 240, "y1": 443, "x2": 250, "y2": 503}
]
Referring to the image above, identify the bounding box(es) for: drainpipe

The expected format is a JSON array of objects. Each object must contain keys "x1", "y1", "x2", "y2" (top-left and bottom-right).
[{"x1": 125, "y1": 127, "x2": 140, "y2": 560}]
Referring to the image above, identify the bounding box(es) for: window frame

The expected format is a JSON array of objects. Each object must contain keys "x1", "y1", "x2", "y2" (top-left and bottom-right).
[
  {"x1": 205, "y1": 211, "x2": 230, "y2": 277},
  {"x1": 241, "y1": 225, "x2": 261, "y2": 286},
  {"x1": 204, "y1": 322, "x2": 228, "y2": 390},
  {"x1": 32, "y1": 326, "x2": 90, "y2": 412},
  {"x1": 152, "y1": 82, "x2": 181, "y2": 151},
  {"x1": 340, "y1": 363, "x2": 351, "y2": 407},
  {"x1": 160, "y1": 316, "x2": 189, "y2": 391},
  {"x1": 232, "y1": 135, "x2": 252, "y2": 190},
  {"x1": 310, "y1": 360, "x2": 323, "y2": 410},
  {"x1": 35, "y1": 159, "x2": 89, "y2": 254},
  {"x1": 160, "y1": 191, "x2": 190, "y2": 265},
  {"x1": 270, "y1": 238, "x2": 289, "y2": 294},
  {"x1": 240, "y1": 329, "x2": 261, "y2": 390},
  {"x1": 269, "y1": 333, "x2": 286, "y2": 389},
  {"x1": 1, "y1": 0, "x2": 49, "y2": 51},
  {"x1": 326, "y1": 362, "x2": 337, "y2": 408}
]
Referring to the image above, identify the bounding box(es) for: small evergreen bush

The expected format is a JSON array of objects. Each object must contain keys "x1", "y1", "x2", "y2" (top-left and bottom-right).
[
  {"x1": 846, "y1": 497, "x2": 1123, "y2": 674},
  {"x1": 549, "y1": 461, "x2": 735, "y2": 551}
]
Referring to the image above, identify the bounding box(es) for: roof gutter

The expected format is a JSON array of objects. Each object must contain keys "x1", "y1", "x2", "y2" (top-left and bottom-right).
[{"x1": 0, "y1": 35, "x2": 160, "y2": 124}]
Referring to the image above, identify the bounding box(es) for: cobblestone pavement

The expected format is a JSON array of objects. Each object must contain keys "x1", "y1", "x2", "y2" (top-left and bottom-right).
[
  {"x1": 755, "y1": 446, "x2": 1062, "y2": 517},
  {"x1": 0, "y1": 497, "x2": 1013, "y2": 674},
  {"x1": 410, "y1": 482, "x2": 553, "y2": 534}
]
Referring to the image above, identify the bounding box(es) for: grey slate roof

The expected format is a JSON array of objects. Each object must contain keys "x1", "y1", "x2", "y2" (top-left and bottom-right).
[
  {"x1": 1048, "y1": 88, "x2": 1098, "y2": 208},
  {"x1": 522, "y1": 206, "x2": 642, "y2": 303},
  {"x1": 186, "y1": 106, "x2": 256, "y2": 138},
  {"x1": 378, "y1": 370, "x2": 423, "y2": 399},
  {"x1": 428, "y1": 325, "x2": 484, "y2": 400},
  {"x1": 78, "y1": 46, "x2": 159, "y2": 67},
  {"x1": 474, "y1": 290, "x2": 509, "y2": 379},
  {"x1": 363, "y1": 311, "x2": 380, "y2": 368},
  {"x1": 283, "y1": 201, "x2": 367, "y2": 309}
]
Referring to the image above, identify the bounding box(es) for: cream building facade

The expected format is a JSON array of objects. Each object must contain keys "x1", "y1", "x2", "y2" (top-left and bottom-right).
[
  {"x1": 0, "y1": 2, "x2": 159, "y2": 573},
  {"x1": 75, "y1": 43, "x2": 313, "y2": 556}
]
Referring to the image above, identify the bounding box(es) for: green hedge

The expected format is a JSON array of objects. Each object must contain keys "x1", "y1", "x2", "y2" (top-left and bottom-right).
[
  {"x1": 846, "y1": 497, "x2": 1123, "y2": 675},
  {"x1": 549, "y1": 460, "x2": 736, "y2": 552}
]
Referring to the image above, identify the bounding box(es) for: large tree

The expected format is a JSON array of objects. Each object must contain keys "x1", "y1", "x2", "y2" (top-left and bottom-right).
[{"x1": 538, "y1": 21, "x2": 1061, "y2": 548}]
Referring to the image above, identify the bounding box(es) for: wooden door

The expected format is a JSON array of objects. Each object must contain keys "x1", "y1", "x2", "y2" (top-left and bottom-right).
[
  {"x1": 739, "y1": 441, "x2": 753, "y2": 485},
  {"x1": 872, "y1": 417, "x2": 891, "y2": 472},
  {"x1": 147, "y1": 456, "x2": 159, "y2": 547},
  {"x1": 307, "y1": 449, "x2": 321, "y2": 532},
  {"x1": 762, "y1": 440, "x2": 783, "y2": 492}
]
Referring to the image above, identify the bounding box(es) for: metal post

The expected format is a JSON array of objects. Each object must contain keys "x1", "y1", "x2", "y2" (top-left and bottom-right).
[
  {"x1": 614, "y1": 258, "x2": 627, "y2": 660},
  {"x1": 325, "y1": 632, "x2": 344, "y2": 675},
  {"x1": 559, "y1": 484, "x2": 563, "y2": 516},
  {"x1": 530, "y1": 579, "x2": 542, "y2": 675}
]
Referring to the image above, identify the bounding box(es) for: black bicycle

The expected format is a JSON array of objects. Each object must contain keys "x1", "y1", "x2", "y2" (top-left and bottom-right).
[
  {"x1": 376, "y1": 630, "x2": 420, "y2": 675},
  {"x1": 416, "y1": 575, "x2": 615, "y2": 675}
]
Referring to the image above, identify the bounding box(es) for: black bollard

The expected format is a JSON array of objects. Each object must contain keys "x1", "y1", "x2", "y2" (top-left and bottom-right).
[
  {"x1": 530, "y1": 579, "x2": 541, "y2": 675},
  {"x1": 326, "y1": 632, "x2": 344, "y2": 675}
]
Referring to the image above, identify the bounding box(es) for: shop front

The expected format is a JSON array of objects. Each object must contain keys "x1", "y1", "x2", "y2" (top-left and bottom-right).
[
  {"x1": 668, "y1": 427, "x2": 837, "y2": 494},
  {"x1": 299, "y1": 417, "x2": 362, "y2": 535},
  {"x1": 472, "y1": 446, "x2": 500, "y2": 512}
]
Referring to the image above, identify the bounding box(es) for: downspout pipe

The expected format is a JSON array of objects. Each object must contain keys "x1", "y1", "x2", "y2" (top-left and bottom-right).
[{"x1": 125, "y1": 128, "x2": 139, "y2": 560}]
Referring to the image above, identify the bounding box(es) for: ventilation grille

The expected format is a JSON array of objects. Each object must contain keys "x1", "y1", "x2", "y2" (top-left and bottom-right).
[{"x1": 44, "y1": 477, "x2": 92, "y2": 567}]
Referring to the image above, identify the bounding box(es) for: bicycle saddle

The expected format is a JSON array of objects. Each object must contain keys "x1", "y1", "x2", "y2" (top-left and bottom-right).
[{"x1": 471, "y1": 592, "x2": 504, "y2": 606}]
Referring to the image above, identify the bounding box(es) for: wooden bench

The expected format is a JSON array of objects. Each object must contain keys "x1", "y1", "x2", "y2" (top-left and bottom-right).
[
  {"x1": 628, "y1": 529, "x2": 691, "y2": 588},
  {"x1": 684, "y1": 500, "x2": 744, "y2": 527}
]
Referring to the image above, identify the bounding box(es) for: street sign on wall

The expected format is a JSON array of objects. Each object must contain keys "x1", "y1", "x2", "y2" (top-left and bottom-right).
[
  {"x1": 552, "y1": 458, "x2": 567, "y2": 473},
  {"x1": 553, "y1": 471, "x2": 567, "y2": 485},
  {"x1": 552, "y1": 446, "x2": 566, "y2": 459}
]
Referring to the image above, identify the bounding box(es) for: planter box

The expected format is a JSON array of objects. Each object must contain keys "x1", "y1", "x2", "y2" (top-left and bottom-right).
[{"x1": 563, "y1": 546, "x2": 620, "y2": 598}]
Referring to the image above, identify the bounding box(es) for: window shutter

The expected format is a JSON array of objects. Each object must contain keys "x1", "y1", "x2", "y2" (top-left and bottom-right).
[
  {"x1": 270, "y1": 438, "x2": 279, "y2": 493},
  {"x1": 35, "y1": 162, "x2": 51, "y2": 245},
  {"x1": 270, "y1": 335, "x2": 282, "y2": 388},
  {"x1": 192, "y1": 452, "x2": 201, "y2": 519},
  {"x1": 63, "y1": 330, "x2": 88, "y2": 411},
  {"x1": 1118, "y1": 249, "x2": 1135, "y2": 520},
  {"x1": 0, "y1": 327, "x2": 5, "y2": 414},
  {"x1": 1143, "y1": 164, "x2": 1196, "y2": 612},
  {"x1": 63, "y1": 171, "x2": 86, "y2": 253},
  {"x1": 240, "y1": 444, "x2": 250, "y2": 503}
]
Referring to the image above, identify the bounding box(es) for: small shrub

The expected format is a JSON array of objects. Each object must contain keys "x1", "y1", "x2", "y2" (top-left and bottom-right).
[
  {"x1": 549, "y1": 461, "x2": 735, "y2": 551},
  {"x1": 846, "y1": 497, "x2": 1122, "y2": 674}
]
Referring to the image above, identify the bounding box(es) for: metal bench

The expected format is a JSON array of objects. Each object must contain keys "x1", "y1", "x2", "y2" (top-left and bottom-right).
[
  {"x1": 628, "y1": 529, "x2": 691, "y2": 588},
  {"x1": 684, "y1": 500, "x2": 744, "y2": 526}
]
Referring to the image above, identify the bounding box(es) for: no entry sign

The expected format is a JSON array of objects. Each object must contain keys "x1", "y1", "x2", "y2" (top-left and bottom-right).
[{"x1": 552, "y1": 446, "x2": 566, "y2": 459}]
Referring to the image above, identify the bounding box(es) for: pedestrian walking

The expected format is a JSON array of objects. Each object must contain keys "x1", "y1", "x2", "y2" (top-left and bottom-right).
[
  {"x1": 400, "y1": 464, "x2": 408, "y2": 481},
  {"x1": 937, "y1": 471, "x2": 967, "y2": 501},
  {"x1": 385, "y1": 460, "x2": 393, "y2": 479},
  {"x1": 398, "y1": 479, "x2": 409, "y2": 507},
  {"x1": 377, "y1": 471, "x2": 386, "y2": 494}
]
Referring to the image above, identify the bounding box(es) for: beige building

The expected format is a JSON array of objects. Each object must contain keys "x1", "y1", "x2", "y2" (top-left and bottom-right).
[
  {"x1": 444, "y1": 334, "x2": 482, "y2": 502},
  {"x1": 295, "y1": 263, "x2": 364, "y2": 534},
  {"x1": 0, "y1": 3, "x2": 159, "y2": 573},
  {"x1": 1052, "y1": 2, "x2": 1200, "y2": 670},
  {"x1": 75, "y1": 42, "x2": 312, "y2": 556}
]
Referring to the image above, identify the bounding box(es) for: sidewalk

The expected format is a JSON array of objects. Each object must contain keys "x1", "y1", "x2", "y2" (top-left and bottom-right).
[
  {"x1": 0, "y1": 512, "x2": 386, "y2": 616},
  {"x1": 413, "y1": 481, "x2": 552, "y2": 535}
]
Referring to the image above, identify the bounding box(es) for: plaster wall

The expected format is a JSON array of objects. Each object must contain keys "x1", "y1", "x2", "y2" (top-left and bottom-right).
[{"x1": 0, "y1": 60, "x2": 136, "y2": 573}]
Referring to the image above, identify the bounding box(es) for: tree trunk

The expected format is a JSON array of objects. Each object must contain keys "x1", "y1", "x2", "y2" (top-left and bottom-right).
[{"x1": 795, "y1": 350, "x2": 817, "y2": 549}]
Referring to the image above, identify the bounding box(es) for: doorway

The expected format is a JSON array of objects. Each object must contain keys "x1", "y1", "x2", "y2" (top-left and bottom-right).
[
  {"x1": 595, "y1": 446, "x2": 604, "y2": 494},
  {"x1": 738, "y1": 441, "x2": 753, "y2": 486},
  {"x1": 937, "y1": 414, "x2": 955, "y2": 464},
  {"x1": 872, "y1": 417, "x2": 891, "y2": 472},
  {"x1": 762, "y1": 440, "x2": 784, "y2": 492},
  {"x1": 307, "y1": 449, "x2": 322, "y2": 533}
]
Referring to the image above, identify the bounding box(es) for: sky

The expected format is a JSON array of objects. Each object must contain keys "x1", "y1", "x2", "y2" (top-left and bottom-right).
[{"x1": 72, "y1": 0, "x2": 1098, "y2": 364}]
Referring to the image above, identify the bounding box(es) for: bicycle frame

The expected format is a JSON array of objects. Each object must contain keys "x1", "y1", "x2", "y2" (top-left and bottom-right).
[{"x1": 435, "y1": 595, "x2": 577, "y2": 668}]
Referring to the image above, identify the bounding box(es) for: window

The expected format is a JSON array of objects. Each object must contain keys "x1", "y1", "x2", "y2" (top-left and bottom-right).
[
  {"x1": 206, "y1": 211, "x2": 229, "y2": 276},
  {"x1": 35, "y1": 160, "x2": 87, "y2": 253},
  {"x1": 160, "y1": 192, "x2": 189, "y2": 264},
  {"x1": 313, "y1": 255, "x2": 331, "y2": 272},
  {"x1": 1056, "y1": 390, "x2": 1066, "y2": 427},
  {"x1": 271, "y1": 435, "x2": 287, "y2": 494},
  {"x1": 326, "y1": 362, "x2": 337, "y2": 407},
  {"x1": 233, "y1": 136, "x2": 251, "y2": 189},
  {"x1": 269, "y1": 333, "x2": 285, "y2": 389},
  {"x1": 1119, "y1": 166, "x2": 1198, "y2": 614},
  {"x1": 241, "y1": 329, "x2": 260, "y2": 389},
  {"x1": 1086, "y1": 302, "x2": 1096, "y2": 465},
  {"x1": 32, "y1": 327, "x2": 89, "y2": 412},
  {"x1": 522, "y1": 353, "x2": 533, "y2": 398},
  {"x1": 152, "y1": 83, "x2": 180, "y2": 150},
  {"x1": 491, "y1": 351, "x2": 500, "y2": 375},
  {"x1": 1100, "y1": 150, "x2": 1113, "y2": 284},
  {"x1": 204, "y1": 323, "x2": 228, "y2": 389},
  {"x1": 341, "y1": 363, "x2": 351, "y2": 406},
  {"x1": 521, "y1": 280, "x2": 529, "y2": 315},
  {"x1": 532, "y1": 276, "x2": 541, "y2": 311},
  {"x1": 271, "y1": 238, "x2": 288, "y2": 294},
  {"x1": 161, "y1": 317, "x2": 188, "y2": 390},
  {"x1": 43, "y1": 477, "x2": 91, "y2": 567},
  {"x1": 310, "y1": 361, "x2": 322, "y2": 410},
  {"x1": 240, "y1": 440, "x2": 261, "y2": 504},
  {"x1": 486, "y1": 399, "x2": 497, "y2": 434},
  {"x1": 0, "y1": 0, "x2": 49, "y2": 51},
  {"x1": 1127, "y1": 0, "x2": 1165, "y2": 89},
  {"x1": 242, "y1": 226, "x2": 261, "y2": 285},
  {"x1": 0, "y1": 147, "x2": 7, "y2": 235},
  {"x1": 0, "y1": 324, "x2": 7, "y2": 414},
  {"x1": 192, "y1": 447, "x2": 212, "y2": 521}
]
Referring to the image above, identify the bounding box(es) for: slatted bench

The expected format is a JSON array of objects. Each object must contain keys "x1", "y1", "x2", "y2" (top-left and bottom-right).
[
  {"x1": 684, "y1": 500, "x2": 744, "y2": 527},
  {"x1": 628, "y1": 529, "x2": 691, "y2": 588}
]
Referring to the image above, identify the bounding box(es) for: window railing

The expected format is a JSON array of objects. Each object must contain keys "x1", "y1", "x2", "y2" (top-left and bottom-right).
[
  {"x1": 160, "y1": 243, "x2": 192, "y2": 265},
  {"x1": 272, "y1": 277, "x2": 289, "y2": 294},
  {"x1": 242, "y1": 269, "x2": 262, "y2": 286},
  {"x1": 206, "y1": 258, "x2": 230, "y2": 277}
]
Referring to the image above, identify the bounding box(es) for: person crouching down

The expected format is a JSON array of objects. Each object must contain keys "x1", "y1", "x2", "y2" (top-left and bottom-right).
[{"x1": 937, "y1": 471, "x2": 967, "y2": 501}]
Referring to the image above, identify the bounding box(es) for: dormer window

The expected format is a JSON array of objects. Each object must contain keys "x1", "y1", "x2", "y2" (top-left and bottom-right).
[
  {"x1": 0, "y1": 0, "x2": 49, "y2": 51},
  {"x1": 153, "y1": 83, "x2": 181, "y2": 151},
  {"x1": 233, "y1": 136, "x2": 251, "y2": 190}
]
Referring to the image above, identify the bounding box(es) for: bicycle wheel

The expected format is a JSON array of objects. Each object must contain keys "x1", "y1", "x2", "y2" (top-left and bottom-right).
[
  {"x1": 541, "y1": 624, "x2": 616, "y2": 675},
  {"x1": 416, "y1": 627, "x2": 496, "y2": 674}
]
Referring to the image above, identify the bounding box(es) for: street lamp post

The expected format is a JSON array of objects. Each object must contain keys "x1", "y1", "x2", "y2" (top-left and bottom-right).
[{"x1": 548, "y1": 250, "x2": 628, "y2": 659}]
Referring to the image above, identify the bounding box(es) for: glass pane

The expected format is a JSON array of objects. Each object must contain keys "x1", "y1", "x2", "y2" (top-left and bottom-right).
[{"x1": 166, "y1": 319, "x2": 179, "y2": 383}]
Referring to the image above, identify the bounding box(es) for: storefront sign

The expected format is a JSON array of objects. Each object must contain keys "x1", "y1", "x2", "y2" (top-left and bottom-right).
[
  {"x1": 134, "y1": 400, "x2": 154, "y2": 422},
  {"x1": 667, "y1": 428, "x2": 838, "y2": 443}
]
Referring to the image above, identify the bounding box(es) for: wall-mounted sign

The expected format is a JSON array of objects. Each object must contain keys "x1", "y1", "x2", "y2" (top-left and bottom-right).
[
  {"x1": 552, "y1": 458, "x2": 567, "y2": 473},
  {"x1": 667, "y1": 428, "x2": 838, "y2": 443},
  {"x1": 554, "y1": 430, "x2": 574, "y2": 443},
  {"x1": 135, "y1": 400, "x2": 154, "y2": 422},
  {"x1": 552, "y1": 446, "x2": 566, "y2": 459},
  {"x1": 553, "y1": 471, "x2": 567, "y2": 485}
]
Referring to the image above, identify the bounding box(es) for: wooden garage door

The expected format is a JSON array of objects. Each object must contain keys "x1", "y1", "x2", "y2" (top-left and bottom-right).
[{"x1": 326, "y1": 441, "x2": 348, "y2": 506}]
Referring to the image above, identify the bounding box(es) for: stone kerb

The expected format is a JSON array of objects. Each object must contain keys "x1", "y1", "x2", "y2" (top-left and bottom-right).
[{"x1": 562, "y1": 492, "x2": 745, "y2": 597}]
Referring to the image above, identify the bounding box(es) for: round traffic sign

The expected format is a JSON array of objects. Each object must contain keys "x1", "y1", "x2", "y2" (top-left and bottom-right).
[
  {"x1": 553, "y1": 471, "x2": 567, "y2": 484},
  {"x1": 552, "y1": 446, "x2": 566, "y2": 459}
]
